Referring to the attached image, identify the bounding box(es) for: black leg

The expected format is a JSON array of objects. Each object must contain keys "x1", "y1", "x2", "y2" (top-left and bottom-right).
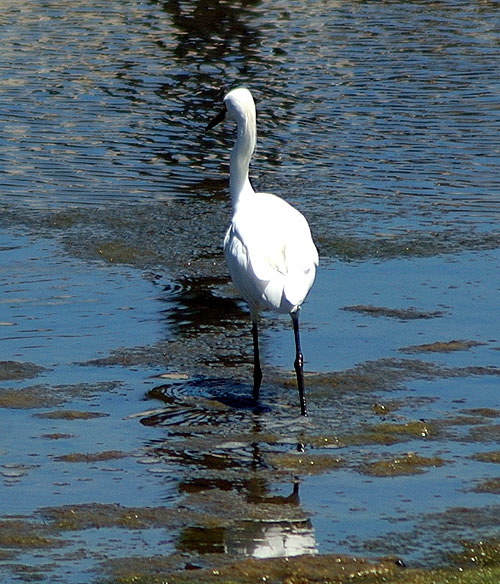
[
  {"x1": 251, "y1": 318, "x2": 262, "y2": 401},
  {"x1": 291, "y1": 311, "x2": 307, "y2": 416}
]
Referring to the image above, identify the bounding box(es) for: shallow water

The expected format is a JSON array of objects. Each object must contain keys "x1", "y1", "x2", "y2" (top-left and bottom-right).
[{"x1": 1, "y1": 0, "x2": 499, "y2": 582}]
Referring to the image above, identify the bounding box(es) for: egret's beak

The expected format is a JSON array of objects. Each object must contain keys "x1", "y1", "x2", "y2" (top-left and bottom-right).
[{"x1": 206, "y1": 104, "x2": 227, "y2": 132}]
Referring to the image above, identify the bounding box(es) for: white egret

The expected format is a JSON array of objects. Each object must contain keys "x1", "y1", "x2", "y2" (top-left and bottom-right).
[{"x1": 206, "y1": 87, "x2": 318, "y2": 416}]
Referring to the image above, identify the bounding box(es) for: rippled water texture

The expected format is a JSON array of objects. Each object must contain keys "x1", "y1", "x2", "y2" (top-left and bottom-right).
[{"x1": 1, "y1": 0, "x2": 499, "y2": 582}]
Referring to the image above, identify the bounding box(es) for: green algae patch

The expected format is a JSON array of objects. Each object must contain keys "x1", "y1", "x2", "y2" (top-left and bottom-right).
[
  {"x1": 471, "y1": 451, "x2": 500, "y2": 464},
  {"x1": 446, "y1": 415, "x2": 495, "y2": 428},
  {"x1": 317, "y1": 229, "x2": 500, "y2": 261},
  {"x1": 400, "y1": 566, "x2": 500, "y2": 584},
  {"x1": 84, "y1": 315, "x2": 253, "y2": 378},
  {"x1": 3, "y1": 205, "x2": 500, "y2": 278},
  {"x1": 462, "y1": 409, "x2": 500, "y2": 419},
  {"x1": 33, "y1": 410, "x2": 109, "y2": 420},
  {"x1": 104, "y1": 553, "x2": 398, "y2": 584},
  {"x1": 41, "y1": 433, "x2": 74, "y2": 440},
  {"x1": 265, "y1": 452, "x2": 343, "y2": 475},
  {"x1": 400, "y1": 340, "x2": 486, "y2": 354},
  {"x1": 466, "y1": 425, "x2": 500, "y2": 443},
  {"x1": 306, "y1": 358, "x2": 500, "y2": 403},
  {"x1": 0, "y1": 385, "x2": 62, "y2": 409},
  {"x1": 0, "y1": 360, "x2": 46, "y2": 381},
  {"x1": 360, "y1": 452, "x2": 445, "y2": 477},
  {"x1": 52, "y1": 450, "x2": 128, "y2": 463},
  {"x1": 102, "y1": 550, "x2": 500, "y2": 584},
  {"x1": 40, "y1": 503, "x2": 187, "y2": 531},
  {"x1": 0, "y1": 381, "x2": 121, "y2": 410},
  {"x1": 372, "y1": 401, "x2": 401, "y2": 416},
  {"x1": 342, "y1": 305, "x2": 445, "y2": 320},
  {"x1": 449, "y1": 539, "x2": 500, "y2": 569},
  {"x1": 372, "y1": 420, "x2": 434, "y2": 439},
  {"x1": 0, "y1": 519, "x2": 61, "y2": 549},
  {"x1": 95, "y1": 240, "x2": 159, "y2": 265},
  {"x1": 298, "y1": 434, "x2": 344, "y2": 449},
  {"x1": 472, "y1": 478, "x2": 500, "y2": 495},
  {"x1": 344, "y1": 420, "x2": 436, "y2": 447}
]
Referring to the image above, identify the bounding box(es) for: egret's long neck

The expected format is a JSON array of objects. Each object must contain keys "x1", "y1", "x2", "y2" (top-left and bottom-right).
[{"x1": 230, "y1": 112, "x2": 256, "y2": 208}]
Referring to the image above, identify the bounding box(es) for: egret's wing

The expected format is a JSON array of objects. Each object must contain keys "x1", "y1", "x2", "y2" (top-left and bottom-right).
[{"x1": 224, "y1": 222, "x2": 269, "y2": 311}]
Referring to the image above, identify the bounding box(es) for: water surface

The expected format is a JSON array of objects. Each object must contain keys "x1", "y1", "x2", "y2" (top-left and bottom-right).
[{"x1": 0, "y1": 0, "x2": 499, "y2": 582}]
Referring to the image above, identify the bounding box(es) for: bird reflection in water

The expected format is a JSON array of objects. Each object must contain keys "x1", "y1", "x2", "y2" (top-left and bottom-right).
[
  {"x1": 142, "y1": 383, "x2": 317, "y2": 559},
  {"x1": 178, "y1": 483, "x2": 317, "y2": 559}
]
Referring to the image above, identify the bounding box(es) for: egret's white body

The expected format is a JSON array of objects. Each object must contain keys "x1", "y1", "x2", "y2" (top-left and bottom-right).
[
  {"x1": 224, "y1": 191, "x2": 317, "y2": 315},
  {"x1": 207, "y1": 87, "x2": 318, "y2": 415}
]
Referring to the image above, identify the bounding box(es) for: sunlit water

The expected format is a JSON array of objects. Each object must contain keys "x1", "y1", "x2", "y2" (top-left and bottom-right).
[{"x1": 1, "y1": 0, "x2": 499, "y2": 581}]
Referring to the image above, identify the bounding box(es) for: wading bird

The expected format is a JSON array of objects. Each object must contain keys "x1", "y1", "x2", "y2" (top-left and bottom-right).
[{"x1": 206, "y1": 87, "x2": 318, "y2": 416}]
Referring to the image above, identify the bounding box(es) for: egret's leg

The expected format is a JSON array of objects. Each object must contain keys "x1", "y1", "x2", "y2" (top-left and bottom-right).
[
  {"x1": 291, "y1": 311, "x2": 307, "y2": 417},
  {"x1": 251, "y1": 318, "x2": 263, "y2": 401}
]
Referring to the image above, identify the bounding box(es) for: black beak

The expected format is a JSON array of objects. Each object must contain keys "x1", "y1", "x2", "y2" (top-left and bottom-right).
[{"x1": 206, "y1": 104, "x2": 227, "y2": 132}]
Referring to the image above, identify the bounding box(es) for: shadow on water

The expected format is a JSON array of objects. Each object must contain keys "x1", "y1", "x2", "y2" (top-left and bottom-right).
[
  {"x1": 159, "y1": 277, "x2": 244, "y2": 336},
  {"x1": 154, "y1": 0, "x2": 262, "y2": 61}
]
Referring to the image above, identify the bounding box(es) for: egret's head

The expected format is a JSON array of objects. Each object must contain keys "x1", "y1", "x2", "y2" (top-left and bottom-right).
[
  {"x1": 206, "y1": 87, "x2": 255, "y2": 131},
  {"x1": 224, "y1": 87, "x2": 255, "y2": 122}
]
